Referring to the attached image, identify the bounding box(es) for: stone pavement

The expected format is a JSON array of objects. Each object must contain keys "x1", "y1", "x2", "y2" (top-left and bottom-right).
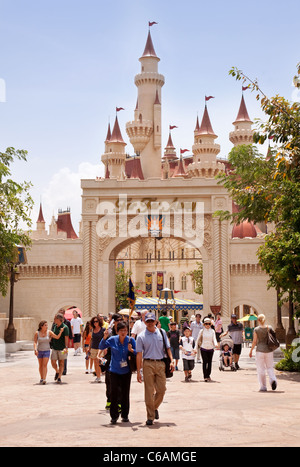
[{"x1": 0, "y1": 345, "x2": 299, "y2": 447}]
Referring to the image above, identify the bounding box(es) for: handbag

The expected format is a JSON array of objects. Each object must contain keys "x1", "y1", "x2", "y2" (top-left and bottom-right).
[
  {"x1": 159, "y1": 329, "x2": 173, "y2": 378},
  {"x1": 266, "y1": 326, "x2": 280, "y2": 352},
  {"x1": 127, "y1": 337, "x2": 137, "y2": 373}
]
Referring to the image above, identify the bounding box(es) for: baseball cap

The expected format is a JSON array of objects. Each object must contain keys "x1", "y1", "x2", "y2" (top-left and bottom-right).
[{"x1": 145, "y1": 312, "x2": 156, "y2": 322}]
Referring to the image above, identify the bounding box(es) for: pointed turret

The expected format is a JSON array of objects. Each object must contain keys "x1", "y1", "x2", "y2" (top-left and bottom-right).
[
  {"x1": 141, "y1": 30, "x2": 158, "y2": 59},
  {"x1": 37, "y1": 203, "x2": 45, "y2": 224},
  {"x1": 234, "y1": 95, "x2": 252, "y2": 124},
  {"x1": 56, "y1": 208, "x2": 78, "y2": 239},
  {"x1": 229, "y1": 94, "x2": 253, "y2": 146},
  {"x1": 173, "y1": 155, "x2": 187, "y2": 178},
  {"x1": 198, "y1": 105, "x2": 217, "y2": 137},
  {"x1": 110, "y1": 115, "x2": 125, "y2": 143},
  {"x1": 187, "y1": 106, "x2": 224, "y2": 179},
  {"x1": 163, "y1": 132, "x2": 177, "y2": 161},
  {"x1": 101, "y1": 115, "x2": 127, "y2": 179}
]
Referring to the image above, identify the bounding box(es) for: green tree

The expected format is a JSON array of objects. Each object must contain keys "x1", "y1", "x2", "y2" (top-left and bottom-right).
[
  {"x1": 216, "y1": 64, "x2": 300, "y2": 314},
  {"x1": 115, "y1": 266, "x2": 133, "y2": 312},
  {"x1": 0, "y1": 148, "x2": 33, "y2": 296},
  {"x1": 188, "y1": 261, "x2": 203, "y2": 296}
]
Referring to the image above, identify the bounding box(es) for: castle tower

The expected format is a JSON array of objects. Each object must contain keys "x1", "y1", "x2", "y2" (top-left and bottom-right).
[
  {"x1": 36, "y1": 203, "x2": 46, "y2": 232},
  {"x1": 163, "y1": 131, "x2": 177, "y2": 161},
  {"x1": 229, "y1": 94, "x2": 253, "y2": 146},
  {"x1": 101, "y1": 116, "x2": 126, "y2": 179},
  {"x1": 187, "y1": 105, "x2": 224, "y2": 178},
  {"x1": 126, "y1": 29, "x2": 165, "y2": 179}
]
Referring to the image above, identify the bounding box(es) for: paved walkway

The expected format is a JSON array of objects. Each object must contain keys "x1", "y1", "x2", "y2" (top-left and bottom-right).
[{"x1": 0, "y1": 345, "x2": 299, "y2": 447}]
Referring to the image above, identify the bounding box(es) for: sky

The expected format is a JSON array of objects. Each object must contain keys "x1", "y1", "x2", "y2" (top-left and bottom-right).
[{"x1": 0, "y1": 0, "x2": 299, "y2": 234}]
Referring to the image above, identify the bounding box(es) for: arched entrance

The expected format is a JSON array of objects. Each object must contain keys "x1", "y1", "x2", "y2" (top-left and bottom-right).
[
  {"x1": 99, "y1": 234, "x2": 210, "y2": 318},
  {"x1": 81, "y1": 178, "x2": 231, "y2": 321}
]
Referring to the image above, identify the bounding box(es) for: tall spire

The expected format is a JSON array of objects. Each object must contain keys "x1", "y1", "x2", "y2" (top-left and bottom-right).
[
  {"x1": 198, "y1": 105, "x2": 216, "y2": 136},
  {"x1": 37, "y1": 203, "x2": 45, "y2": 223},
  {"x1": 234, "y1": 95, "x2": 252, "y2": 123},
  {"x1": 141, "y1": 30, "x2": 158, "y2": 58},
  {"x1": 229, "y1": 94, "x2": 253, "y2": 146},
  {"x1": 110, "y1": 115, "x2": 125, "y2": 143},
  {"x1": 105, "y1": 122, "x2": 111, "y2": 142}
]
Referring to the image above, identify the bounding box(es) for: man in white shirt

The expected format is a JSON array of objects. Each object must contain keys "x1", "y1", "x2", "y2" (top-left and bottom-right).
[
  {"x1": 71, "y1": 310, "x2": 84, "y2": 355},
  {"x1": 131, "y1": 309, "x2": 148, "y2": 338}
]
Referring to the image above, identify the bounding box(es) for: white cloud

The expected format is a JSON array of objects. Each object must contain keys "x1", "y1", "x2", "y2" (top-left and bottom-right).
[{"x1": 32, "y1": 162, "x2": 104, "y2": 234}]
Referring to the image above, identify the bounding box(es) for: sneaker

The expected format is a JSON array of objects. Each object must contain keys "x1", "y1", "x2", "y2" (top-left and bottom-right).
[
  {"x1": 271, "y1": 380, "x2": 277, "y2": 391},
  {"x1": 110, "y1": 419, "x2": 118, "y2": 425},
  {"x1": 146, "y1": 419, "x2": 153, "y2": 426},
  {"x1": 105, "y1": 402, "x2": 111, "y2": 410},
  {"x1": 57, "y1": 378, "x2": 62, "y2": 384},
  {"x1": 95, "y1": 377, "x2": 101, "y2": 383},
  {"x1": 235, "y1": 363, "x2": 240, "y2": 370},
  {"x1": 39, "y1": 379, "x2": 43, "y2": 385},
  {"x1": 42, "y1": 380, "x2": 47, "y2": 385},
  {"x1": 122, "y1": 418, "x2": 130, "y2": 423}
]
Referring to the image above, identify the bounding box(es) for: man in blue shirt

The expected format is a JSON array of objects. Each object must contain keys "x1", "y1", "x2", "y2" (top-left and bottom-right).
[{"x1": 136, "y1": 313, "x2": 174, "y2": 426}]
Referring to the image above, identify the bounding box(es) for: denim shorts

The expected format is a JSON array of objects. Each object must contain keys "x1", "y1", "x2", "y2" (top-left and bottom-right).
[{"x1": 38, "y1": 350, "x2": 51, "y2": 359}]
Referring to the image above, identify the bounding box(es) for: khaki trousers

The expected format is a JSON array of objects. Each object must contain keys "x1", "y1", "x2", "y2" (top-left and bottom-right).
[{"x1": 143, "y1": 360, "x2": 166, "y2": 421}]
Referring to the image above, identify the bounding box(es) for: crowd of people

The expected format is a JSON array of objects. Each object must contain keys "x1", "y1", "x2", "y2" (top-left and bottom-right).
[{"x1": 33, "y1": 308, "x2": 278, "y2": 425}]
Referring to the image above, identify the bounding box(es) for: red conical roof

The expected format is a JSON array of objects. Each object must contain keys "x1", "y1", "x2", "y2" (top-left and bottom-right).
[
  {"x1": 126, "y1": 157, "x2": 144, "y2": 180},
  {"x1": 105, "y1": 123, "x2": 111, "y2": 142},
  {"x1": 234, "y1": 95, "x2": 252, "y2": 123},
  {"x1": 37, "y1": 203, "x2": 45, "y2": 223},
  {"x1": 165, "y1": 132, "x2": 175, "y2": 149},
  {"x1": 141, "y1": 30, "x2": 158, "y2": 58},
  {"x1": 57, "y1": 210, "x2": 78, "y2": 239},
  {"x1": 110, "y1": 115, "x2": 125, "y2": 144},
  {"x1": 195, "y1": 115, "x2": 200, "y2": 132},
  {"x1": 173, "y1": 156, "x2": 186, "y2": 178},
  {"x1": 198, "y1": 105, "x2": 216, "y2": 136}
]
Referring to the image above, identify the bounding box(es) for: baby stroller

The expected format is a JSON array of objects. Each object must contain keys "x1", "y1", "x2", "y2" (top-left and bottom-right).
[{"x1": 219, "y1": 332, "x2": 237, "y2": 371}]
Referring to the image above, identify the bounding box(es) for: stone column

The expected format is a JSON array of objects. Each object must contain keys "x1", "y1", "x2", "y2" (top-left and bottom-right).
[
  {"x1": 213, "y1": 217, "x2": 221, "y2": 306},
  {"x1": 220, "y1": 220, "x2": 230, "y2": 318},
  {"x1": 82, "y1": 220, "x2": 91, "y2": 319},
  {"x1": 90, "y1": 221, "x2": 98, "y2": 317}
]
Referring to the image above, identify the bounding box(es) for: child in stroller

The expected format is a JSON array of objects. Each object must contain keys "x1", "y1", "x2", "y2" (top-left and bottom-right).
[{"x1": 219, "y1": 332, "x2": 236, "y2": 371}]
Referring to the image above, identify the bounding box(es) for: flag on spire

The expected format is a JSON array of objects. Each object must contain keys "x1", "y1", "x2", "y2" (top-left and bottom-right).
[
  {"x1": 149, "y1": 21, "x2": 158, "y2": 27},
  {"x1": 242, "y1": 85, "x2": 250, "y2": 91},
  {"x1": 180, "y1": 149, "x2": 189, "y2": 154},
  {"x1": 205, "y1": 96, "x2": 215, "y2": 102},
  {"x1": 169, "y1": 125, "x2": 178, "y2": 130},
  {"x1": 116, "y1": 107, "x2": 125, "y2": 112}
]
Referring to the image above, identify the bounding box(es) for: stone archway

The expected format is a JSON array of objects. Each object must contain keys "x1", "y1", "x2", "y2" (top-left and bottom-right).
[{"x1": 99, "y1": 233, "x2": 210, "y2": 317}]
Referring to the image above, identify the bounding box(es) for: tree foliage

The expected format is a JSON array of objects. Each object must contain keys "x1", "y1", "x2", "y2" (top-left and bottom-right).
[
  {"x1": 216, "y1": 64, "x2": 300, "y2": 313},
  {"x1": 115, "y1": 266, "x2": 133, "y2": 312},
  {"x1": 188, "y1": 261, "x2": 203, "y2": 296},
  {"x1": 0, "y1": 148, "x2": 33, "y2": 296}
]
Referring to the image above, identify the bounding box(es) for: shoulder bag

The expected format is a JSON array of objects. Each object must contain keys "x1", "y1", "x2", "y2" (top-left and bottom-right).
[
  {"x1": 159, "y1": 329, "x2": 173, "y2": 379},
  {"x1": 266, "y1": 326, "x2": 280, "y2": 352},
  {"x1": 127, "y1": 337, "x2": 137, "y2": 373}
]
